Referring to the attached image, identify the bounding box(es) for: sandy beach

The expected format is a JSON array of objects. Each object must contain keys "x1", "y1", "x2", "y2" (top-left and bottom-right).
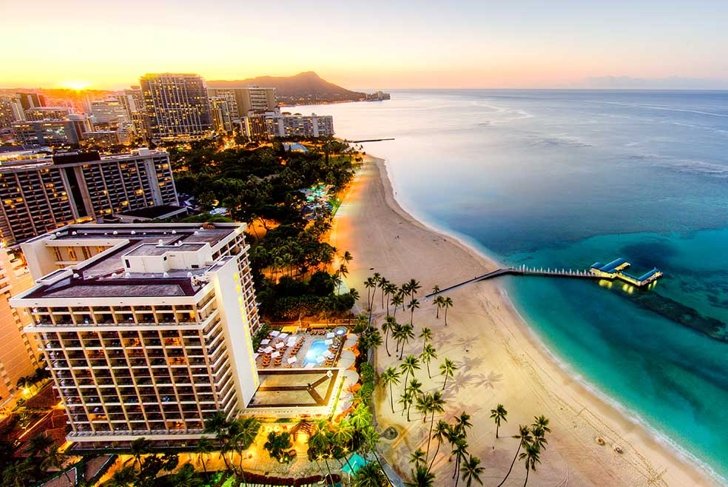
[{"x1": 330, "y1": 155, "x2": 719, "y2": 486}]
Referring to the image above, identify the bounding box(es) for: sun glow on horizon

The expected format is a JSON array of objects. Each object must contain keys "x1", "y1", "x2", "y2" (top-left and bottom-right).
[{"x1": 60, "y1": 80, "x2": 91, "y2": 91}]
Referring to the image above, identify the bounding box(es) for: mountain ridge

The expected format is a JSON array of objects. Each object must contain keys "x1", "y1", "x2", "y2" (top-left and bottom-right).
[{"x1": 207, "y1": 71, "x2": 367, "y2": 104}]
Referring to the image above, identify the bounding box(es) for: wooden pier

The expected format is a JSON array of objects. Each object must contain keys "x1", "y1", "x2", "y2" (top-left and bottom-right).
[{"x1": 426, "y1": 261, "x2": 662, "y2": 298}]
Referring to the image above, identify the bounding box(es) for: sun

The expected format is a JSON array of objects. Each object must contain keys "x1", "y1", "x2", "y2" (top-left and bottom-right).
[{"x1": 60, "y1": 80, "x2": 91, "y2": 91}]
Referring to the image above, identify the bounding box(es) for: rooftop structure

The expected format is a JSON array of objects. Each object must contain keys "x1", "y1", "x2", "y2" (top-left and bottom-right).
[
  {"x1": 11, "y1": 222, "x2": 262, "y2": 445},
  {"x1": 0, "y1": 149, "x2": 178, "y2": 246}
]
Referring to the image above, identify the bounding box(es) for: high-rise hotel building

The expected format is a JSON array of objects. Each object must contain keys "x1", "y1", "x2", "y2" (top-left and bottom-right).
[
  {"x1": 10, "y1": 222, "x2": 261, "y2": 444},
  {"x1": 0, "y1": 149, "x2": 178, "y2": 246},
  {"x1": 140, "y1": 74, "x2": 212, "y2": 142},
  {"x1": 0, "y1": 247, "x2": 39, "y2": 407},
  {"x1": 206, "y1": 87, "x2": 277, "y2": 120}
]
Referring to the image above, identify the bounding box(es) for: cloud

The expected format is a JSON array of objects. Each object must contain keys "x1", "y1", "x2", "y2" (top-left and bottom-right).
[{"x1": 578, "y1": 75, "x2": 728, "y2": 90}]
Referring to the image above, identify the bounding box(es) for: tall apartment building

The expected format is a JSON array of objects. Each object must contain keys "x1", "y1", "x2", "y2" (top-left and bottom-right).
[
  {"x1": 206, "y1": 87, "x2": 277, "y2": 120},
  {"x1": 90, "y1": 99, "x2": 129, "y2": 127},
  {"x1": 10, "y1": 222, "x2": 261, "y2": 444},
  {"x1": 0, "y1": 149, "x2": 178, "y2": 246},
  {"x1": 25, "y1": 107, "x2": 72, "y2": 121},
  {"x1": 243, "y1": 110, "x2": 334, "y2": 139},
  {"x1": 12, "y1": 119, "x2": 83, "y2": 147},
  {"x1": 140, "y1": 74, "x2": 212, "y2": 142},
  {"x1": 16, "y1": 92, "x2": 46, "y2": 111},
  {"x1": 208, "y1": 96, "x2": 234, "y2": 133},
  {"x1": 0, "y1": 247, "x2": 39, "y2": 407},
  {"x1": 0, "y1": 97, "x2": 25, "y2": 128}
]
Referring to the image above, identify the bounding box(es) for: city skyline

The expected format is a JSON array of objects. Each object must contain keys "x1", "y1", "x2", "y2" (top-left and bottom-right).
[{"x1": 2, "y1": 1, "x2": 728, "y2": 90}]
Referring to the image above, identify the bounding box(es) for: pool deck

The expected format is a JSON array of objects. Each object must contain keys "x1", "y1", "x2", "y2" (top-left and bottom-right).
[{"x1": 255, "y1": 327, "x2": 351, "y2": 370}]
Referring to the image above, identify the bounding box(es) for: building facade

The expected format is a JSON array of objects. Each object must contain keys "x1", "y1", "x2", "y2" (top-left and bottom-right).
[
  {"x1": 0, "y1": 149, "x2": 178, "y2": 246},
  {"x1": 0, "y1": 247, "x2": 39, "y2": 408},
  {"x1": 140, "y1": 74, "x2": 212, "y2": 142},
  {"x1": 12, "y1": 119, "x2": 83, "y2": 147},
  {"x1": 242, "y1": 110, "x2": 334, "y2": 139},
  {"x1": 11, "y1": 222, "x2": 261, "y2": 444},
  {"x1": 25, "y1": 107, "x2": 72, "y2": 121},
  {"x1": 208, "y1": 96, "x2": 234, "y2": 133},
  {"x1": 206, "y1": 87, "x2": 277, "y2": 120}
]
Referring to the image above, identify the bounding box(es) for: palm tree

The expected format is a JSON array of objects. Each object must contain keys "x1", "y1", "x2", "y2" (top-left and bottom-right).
[
  {"x1": 407, "y1": 298, "x2": 420, "y2": 326},
  {"x1": 407, "y1": 378, "x2": 423, "y2": 421},
  {"x1": 353, "y1": 462, "x2": 387, "y2": 487},
  {"x1": 453, "y1": 412, "x2": 473, "y2": 438},
  {"x1": 409, "y1": 448, "x2": 427, "y2": 468},
  {"x1": 490, "y1": 404, "x2": 508, "y2": 439},
  {"x1": 419, "y1": 327, "x2": 433, "y2": 351},
  {"x1": 442, "y1": 296, "x2": 453, "y2": 326},
  {"x1": 382, "y1": 316, "x2": 396, "y2": 356},
  {"x1": 380, "y1": 366, "x2": 401, "y2": 413},
  {"x1": 420, "y1": 343, "x2": 437, "y2": 378},
  {"x1": 106, "y1": 465, "x2": 136, "y2": 487},
  {"x1": 432, "y1": 284, "x2": 440, "y2": 295},
  {"x1": 461, "y1": 455, "x2": 485, "y2": 487},
  {"x1": 42, "y1": 446, "x2": 72, "y2": 485},
  {"x1": 195, "y1": 437, "x2": 214, "y2": 474},
  {"x1": 519, "y1": 443, "x2": 542, "y2": 486},
  {"x1": 422, "y1": 391, "x2": 446, "y2": 461},
  {"x1": 439, "y1": 358, "x2": 458, "y2": 391},
  {"x1": 451, "y1": 437, "x2": 470, "y2": 487},
  {"x1": 397, "y1": 323, "x2": 415, "y2": 359},
  {"x1": 334, "y1": 419, "x2": 357, "y2": 472},
  {"x1": 434, "y1": 296, "x2": 444, "y2": 319},
  {"x1": 378, "y1": 277, "x2": 389, "y2": 309},
  {"x1": 264, "y1": 431, "x2": 292, "y2": 462},
  {"x1": 497, "y1": 425, "x2": 533, "y2": 487},
  {"x1": 400, "y1": 355, "x2": 421, "y2": 395},
  {"x1": 532, "y1": 415, "x2": 551, "y2": 436},
  {"x1": 360, "y1": 328, "x2": 383, "y2": 359},
  {"x1": 428, "y1": 420, "x2": 451, "y2": 473},
  {"x1": 406, "y1": 279, "x2": 422, "y2": 298},
  {"x1": 407, "y1": 464, "x2": 436, "y2": 487},
  {"x1": 364, "y1": 277, "x2": 376, "y2": 318},
  {"x1": 383, "y1": 282, "x2": 398, "y2": 316},
  {"x1": 130, "y1": 437, "x2": 152, "y2": 470},
  {"x1": 349, "y1": 287, "x2": 360, "y2": 303},
  {"x1": 171, "y1": 463, "x2": 204, "y2": 487},
  {"x1": 391, "y1": 292, "x2": 404, "y2": 320},
  {"x1": 398, "y1": 389, "x2": 414, "y2": 422}
]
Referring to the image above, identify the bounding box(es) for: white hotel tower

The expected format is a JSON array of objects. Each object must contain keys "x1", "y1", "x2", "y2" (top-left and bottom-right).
[{"x1": 10, "y1": 222, "x2": 261, "y2": 445}]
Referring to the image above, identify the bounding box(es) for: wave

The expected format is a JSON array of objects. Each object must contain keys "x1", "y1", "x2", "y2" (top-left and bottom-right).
[{"x1": 635, "y1": 155, "x2": 728, "y2": 178}]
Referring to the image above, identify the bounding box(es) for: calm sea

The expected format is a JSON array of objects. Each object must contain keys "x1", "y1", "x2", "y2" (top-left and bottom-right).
[{"x1": 299, "y1": 90, "x2": 728, "y2": 481}]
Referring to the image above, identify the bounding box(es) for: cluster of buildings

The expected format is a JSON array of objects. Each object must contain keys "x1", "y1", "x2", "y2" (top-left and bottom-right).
[
  {"x1": 0, "y1": 73, "x2": 335, "y2": 148},
  {"x1": 0, "y1": 145, "x2": 269, "y2": 447}
]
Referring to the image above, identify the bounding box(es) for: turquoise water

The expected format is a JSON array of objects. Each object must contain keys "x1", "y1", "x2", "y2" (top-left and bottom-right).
[
  {"x1": 299, "y1": 90, "x2": 728, "y2": 481},
  {"x1": 304, "y1": 339, "x2": 328, "y2": 366},
  {"x1": 342, "y1": 453, "x2": 368, "y2": 475}
]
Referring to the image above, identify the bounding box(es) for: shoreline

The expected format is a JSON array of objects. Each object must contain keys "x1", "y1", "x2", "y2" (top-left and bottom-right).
[{"x1": 331, "y1": 154, "x2": 720, "y2": 486}]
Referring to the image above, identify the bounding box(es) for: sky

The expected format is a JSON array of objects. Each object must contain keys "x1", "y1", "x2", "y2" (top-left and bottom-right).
[{"x1": 2, "y1": 0, "x2": 728, "y2": 90}]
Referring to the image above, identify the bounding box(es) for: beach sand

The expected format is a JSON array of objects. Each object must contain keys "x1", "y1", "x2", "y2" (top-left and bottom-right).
[{"x1": 330, "y1": 155, "x2": 718, "y2": 486}]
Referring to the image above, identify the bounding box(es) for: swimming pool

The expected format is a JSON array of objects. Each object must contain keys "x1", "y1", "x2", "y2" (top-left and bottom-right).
[
  {"x1": 342, "y1": 453, "x2": 368, "y2": 475},
  {"x1": 304, "y1": 339, "x2": 328, "y2": 366}
]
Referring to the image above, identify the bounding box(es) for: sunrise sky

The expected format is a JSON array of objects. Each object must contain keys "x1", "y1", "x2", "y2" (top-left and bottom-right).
[{"x1": 2, "y1": 0, "x2": 728, "y2": 90}]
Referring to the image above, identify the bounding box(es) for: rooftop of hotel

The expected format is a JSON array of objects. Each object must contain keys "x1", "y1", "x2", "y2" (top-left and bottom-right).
[
  {"x1": 0, "y1": 149, "x2": 167, "y2": 172},
  {"x1": 18, "y1": 222, "x2": 244, "y2": 300}
]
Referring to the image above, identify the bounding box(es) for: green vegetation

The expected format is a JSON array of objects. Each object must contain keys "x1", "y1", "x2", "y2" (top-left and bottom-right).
[{"x1": 169, "y1": 138, "x2": 359, "y2": 321}]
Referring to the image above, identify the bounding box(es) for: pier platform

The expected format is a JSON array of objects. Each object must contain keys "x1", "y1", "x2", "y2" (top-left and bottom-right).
[{"x1": 427, "y1": 258, "x2": 663, "y2": 298}]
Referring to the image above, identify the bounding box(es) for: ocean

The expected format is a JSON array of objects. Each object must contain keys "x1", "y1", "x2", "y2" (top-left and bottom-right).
[{"x1": 298, "y1": 90, "x2": 728, "y2": 481}]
